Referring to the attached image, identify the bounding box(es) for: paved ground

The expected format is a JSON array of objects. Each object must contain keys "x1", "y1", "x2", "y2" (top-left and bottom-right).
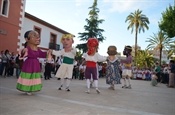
[{"x1": 0, "y1": 75, "x2": 175, "y2": 115}]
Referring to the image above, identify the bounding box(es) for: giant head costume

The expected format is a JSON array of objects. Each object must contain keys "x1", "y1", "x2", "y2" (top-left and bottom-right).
[
  {"x1": 107, "y1": 45, "x2": 117, "y2": 56},
  {"x1": 123, "y1": 45, "x2": 132, "y2": 56},
  {"x1": 87, "y1": 38, "x2": 99, "y2": 55},
  {"x1": 61, "y1": 34, "x2": 74, "y2": 42}
]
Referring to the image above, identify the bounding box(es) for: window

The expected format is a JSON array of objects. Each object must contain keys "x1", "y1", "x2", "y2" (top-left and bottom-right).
[
  {"x1": 50, "y1": 33, "x2": 57, "y2": 43},
  {"x1": 34, "y1": 26, "x2": 41, "y2": 37},
  {"x1": 1, "y1": 0, "x2": 10, "y2": 17},
  {"x1": 49, "y1": 33, "x2": 60, "y2": 50}
]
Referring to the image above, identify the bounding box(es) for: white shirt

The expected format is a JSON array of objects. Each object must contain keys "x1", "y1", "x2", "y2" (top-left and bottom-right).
[
  {"x1": 79, "y1": 64, "x2": 86, "y2": 72},
  {"x1": 52, "y1": 48, "x2": 76, "y2": 59},
  {"x1": 46, "y1": 58, "x2": 54, "y2": 64},
  {"x1": 82, "y1": 52, "x2": 107, "y2": 62}
]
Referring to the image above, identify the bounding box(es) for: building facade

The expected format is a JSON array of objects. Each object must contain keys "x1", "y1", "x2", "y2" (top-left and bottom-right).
[
  {"x1": 0, "y1": 0, "x2": 25, "y2": 53},
  {"x1": 0, "y1": 0, "x2": 72, "y2": 54},
  {"x1": 21, "y1": 13, "x2": 71, "y2": 51}
]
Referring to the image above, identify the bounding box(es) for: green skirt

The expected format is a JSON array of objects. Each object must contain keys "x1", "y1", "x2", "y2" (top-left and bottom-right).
[{"x1": 16, "y1": 72, "x2": 42, "y2": 92}]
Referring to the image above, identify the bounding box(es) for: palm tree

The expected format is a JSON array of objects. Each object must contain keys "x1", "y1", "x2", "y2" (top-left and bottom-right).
[
  {"x1": 167, "y1": 42, "x2": 175, "y2": 59},
  {"x1": 136, "y1": 50, "x2": 155, "y2": 68},
  {"x1": 125, "y1": 9, "x2": 149, "y2": 65},
  {"x1": 146, "y1": 30, "x2": 174, "y2": 65}
]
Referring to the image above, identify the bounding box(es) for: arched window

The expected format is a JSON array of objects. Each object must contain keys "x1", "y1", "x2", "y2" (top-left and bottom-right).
[{"x1": 1, "y1": 0, "x2": 10, "y2": 17}]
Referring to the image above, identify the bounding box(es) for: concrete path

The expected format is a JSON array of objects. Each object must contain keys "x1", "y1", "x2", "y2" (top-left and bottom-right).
[{"x1": 0, "y1": 76, "x2": 174, "y2": 115}]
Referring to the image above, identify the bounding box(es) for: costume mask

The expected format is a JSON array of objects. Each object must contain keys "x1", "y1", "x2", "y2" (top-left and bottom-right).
[
  {"x1": 61, "y1": 34, "x2": 74, "y2": 42},
  {"x1": 123, "y1": 46, "x2": 132, "y2": 56},
  {"x1": 24, "y1": 30, "x2": 32, "y2": 40},
  {"x1": 107, "y1": 46, "x2": 117, "y2": 55},
  {"x1": 87, "y1": 38, "x2": 99, "y2": 55}
]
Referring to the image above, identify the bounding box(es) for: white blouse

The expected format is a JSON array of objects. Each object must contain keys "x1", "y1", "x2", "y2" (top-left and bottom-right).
[{"x1": 82, "y1": 52, "x2": 107, "y2": 62}]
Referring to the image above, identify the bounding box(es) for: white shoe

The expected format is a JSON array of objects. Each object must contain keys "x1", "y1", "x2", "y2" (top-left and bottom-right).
[
  {"x1": 96, "y1": 89, "x2": 100, "y2": 94},
  {"x1": 85, "y1": 89, "x2": 90, "y2": 94},
  {"x1": 108, "y1": 86, "x2": 115, "y2": 90},
  {"x1": 26, "y1": 92, "x2": 32, "y2": 95},
  {"x1": 126, "y1": 85, "x2": 132, "y2": 89},
  {"x1": 108, "y1": 85, "x2": 115, "y2": 90}
]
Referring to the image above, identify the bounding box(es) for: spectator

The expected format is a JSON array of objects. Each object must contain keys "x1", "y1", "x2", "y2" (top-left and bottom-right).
[
  {"x1": 168, "y1": 60, "x2": 175, "y2": 88},
  {"x1": 151, "y1": 73, "x2": 158, "y2": 86},
  {"x1": 2, "y1": 50, "x2": 11, "y2": 76},
  {"x1": 0, "y1": 51, "x2": 4, "y2": 76},
  {"x1": 154, "y1": 62, "x2": 161, "y2": 82}
]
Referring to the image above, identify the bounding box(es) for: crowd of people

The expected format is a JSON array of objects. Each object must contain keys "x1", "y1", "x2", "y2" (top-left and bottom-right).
[
  {"x1": 0, "y1": 51, "x2": 174, "y2": 82},
  {"x1": 0, "y1": 50, "x2": 21, "y2": 78},
  {"x1": 0, "y1": 30, "x2": 174, "y2": 96},
  {"x1": 0, "y1": 50, "x2": 105, "y2": 80},
  {"x1": 0, "y1": 49, "x2": 175, "y2": 93},
  {"x1": 132, "y1": 62, "x2": 174, "y2": 86}
]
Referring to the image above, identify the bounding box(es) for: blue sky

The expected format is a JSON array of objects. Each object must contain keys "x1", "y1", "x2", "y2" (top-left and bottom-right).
[{"x1": 25, "y1": 0, "x2": 174, "y2": 56}]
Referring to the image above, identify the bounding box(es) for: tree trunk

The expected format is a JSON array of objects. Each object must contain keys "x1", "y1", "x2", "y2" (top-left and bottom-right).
[
  {"x1": 159, "y1": 48, "x2": 162, "y2": 66},
  {"x1": 135, "y1": 28, "x2": 138, "y2": 66}
]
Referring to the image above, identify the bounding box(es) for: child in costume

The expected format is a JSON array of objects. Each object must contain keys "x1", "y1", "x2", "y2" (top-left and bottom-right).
[
  {"x1": 82, "y1": 38, "x2": 107, "y2": 94},
  {"x1": 16, "y1": 30, "x2": 48, "y2": 95},
  {"x1": 106, "y1": 46, "x2": 121, "y2": 90},
  {"x1": 120, "y1": 45, "x2": 133, "y2": 89},
  {"x1": 151, "y1": 73, "x2": 158, "y2": 86},
  {"x1": 51, "y1": 34, "x2": 76, "y2": 91}
]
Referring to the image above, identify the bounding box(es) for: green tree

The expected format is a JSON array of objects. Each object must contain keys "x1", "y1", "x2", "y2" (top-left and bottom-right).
[
  {"x1": 146, "y1": 30, "x2": 174, "y2": 65},
  {"x1": 75, "y1": 50, "x2": 83, "y2": 61},
  {"x1": 125, "y1": 9, "x2": 149, "y2": 65},
  {"x1": 159, "y1": 5, "x2": 175, "y2": 38},
  {"x1": 136, "y1": 50, "x2": 154, "y2": 68},
  {"x1": 168, "y1": 41, "x2": 175, "y2": 59},
  {"x1": 76, "y1": 0, "x2": 105, "y2": 53}
]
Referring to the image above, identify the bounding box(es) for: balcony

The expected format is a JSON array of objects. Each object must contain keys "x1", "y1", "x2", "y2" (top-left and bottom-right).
[{"x1": 49, "y1": 43, "x2": 60, "y2": 50}]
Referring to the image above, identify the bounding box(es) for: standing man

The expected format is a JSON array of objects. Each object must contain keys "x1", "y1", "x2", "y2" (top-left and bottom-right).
[
  {"x1": 168, "y1": 60, "x2": 175, "y2": 88},
  {"x1": 0, "y1": 51, "x2": 4, "y2": 76}
]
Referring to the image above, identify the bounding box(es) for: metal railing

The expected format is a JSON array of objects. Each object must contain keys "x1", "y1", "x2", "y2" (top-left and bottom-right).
[{"x1": 49, "y1": 43, "x2": 60, "y2": 50}]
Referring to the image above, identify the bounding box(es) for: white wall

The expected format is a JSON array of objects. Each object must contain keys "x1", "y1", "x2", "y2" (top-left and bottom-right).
[{"x1": 19, "y1": 17, "x2": 63, "y2": 50}]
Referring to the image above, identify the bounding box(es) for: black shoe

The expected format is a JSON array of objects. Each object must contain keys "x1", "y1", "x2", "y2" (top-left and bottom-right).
[
  {"x1": 126, "y1": 85, "x2": 132, "y2": 89},
  {"x1": 58, "y1": 87, "x2": 62, "y2": 90},
  {"x1": 66, "y1": 87, "x2": 70, "y2": 91},
  {"x1": 58, "y1": 85, "x2": 63, "y2": 90},
  {"x1": 122, "y1": 85, "x2": 127, "y2": 88}
]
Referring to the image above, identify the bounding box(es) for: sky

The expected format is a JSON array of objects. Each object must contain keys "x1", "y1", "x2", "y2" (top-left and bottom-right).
[{"x1": 25, "y1": 0, "x2": 174, "y2": 56}]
